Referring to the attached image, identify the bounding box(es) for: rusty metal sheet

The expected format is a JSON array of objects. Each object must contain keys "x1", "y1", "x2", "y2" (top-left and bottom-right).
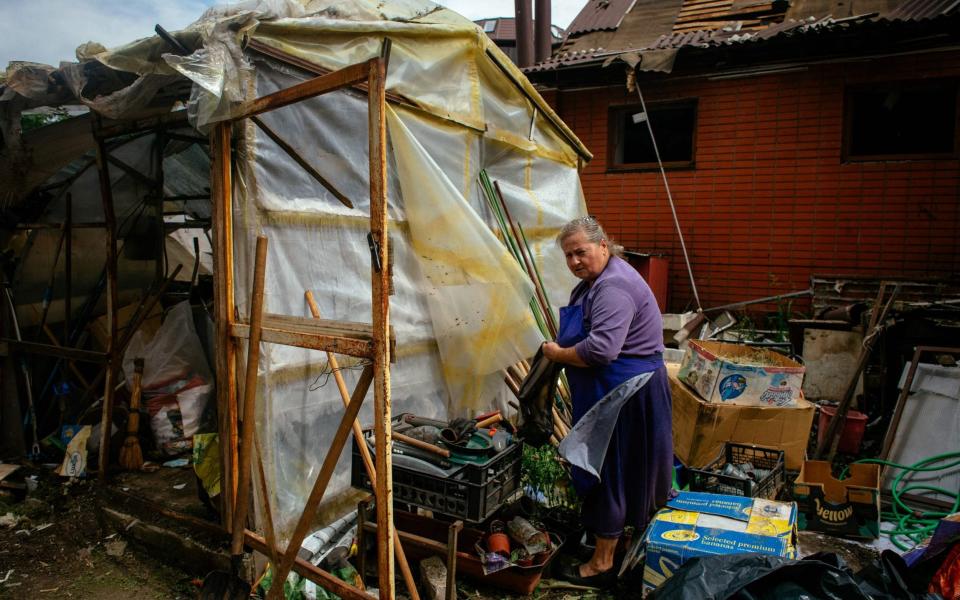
[{"x1": 567, "y1": 0, "x2": 639, "y2": 35}]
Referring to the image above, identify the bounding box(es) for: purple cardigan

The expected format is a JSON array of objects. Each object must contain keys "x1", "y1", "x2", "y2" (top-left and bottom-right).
[{"x1": 569, "y1": 255, "x2": 664, "y2": 366}]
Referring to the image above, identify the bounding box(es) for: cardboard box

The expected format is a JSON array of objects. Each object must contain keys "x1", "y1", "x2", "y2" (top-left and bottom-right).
[
  {"x1": 678, "y1": 340, "x2": 805, "y2": 407},
  {"x1": 792, "y1": 461, "x2": 880, "y2": 539},
  {"x1": 641, "y1": 491, "x2": 798, "y2": 593},
  {"x1": 670, "y1": 364, "x2": 815, "y2": 471}
]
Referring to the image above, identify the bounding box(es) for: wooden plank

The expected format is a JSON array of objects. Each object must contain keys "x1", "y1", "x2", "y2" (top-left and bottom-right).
[
  {"x1": 93, "y1": 133, "x2": 119, "y2": 483},
  {"x1": 233, "y1": 61, "x2": 371, "y2": 121},
  {"x1": 245, "y1": 531, "x2": 371, "y2": 600},
  {"x1": 360, "y1": 521, "x2": 476, "y2": 562},
  {"x1": 368, "y1": 56, "x2": 395, "y2": 600},
  {"x1": 210, "y1": 122, "x2": 238, "y2": 526},
  {"x1": 247, "y1": 40, "x2": 416, "y2": 106},
  {"x1": 251, "y1": 116, "x2": 354, "y2": 209},
  {"x1": 231, "y1": 235, "x2": 269, "y2": 562},
  {"x1": 231, "y1": 322, "x2": 374, "y2": 358},
  {"x1": 94, "y1": 110, "x2": 190, "y2": 140},
  {"x1": 255, "y1": 313, "x2": 383, "y2": 338},
  {"x1": 0, "y1": 464, "x2": 19, "y2": 481},
  {"x1": 231, "y1": 313, "x2": 396, "y2": 358},
  {"x1": 267, "y1": 365, "x2": 374, "y2": 599},
  {"x1": 2, "y1": 339, "x2": 107, "y2": 363}
]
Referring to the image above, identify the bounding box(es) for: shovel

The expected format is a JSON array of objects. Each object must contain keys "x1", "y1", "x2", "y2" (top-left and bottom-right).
[{"x1": 200, "y1": 236, "x2": 269, "y2": 599}]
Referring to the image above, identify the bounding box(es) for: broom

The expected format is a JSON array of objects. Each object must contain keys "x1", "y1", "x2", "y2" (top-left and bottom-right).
[{"x1": 119, "y1": 358, "x2": 145, "y2": 471}]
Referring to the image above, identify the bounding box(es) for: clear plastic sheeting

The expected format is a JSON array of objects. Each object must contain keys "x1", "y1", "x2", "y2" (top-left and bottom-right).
[{"x1": 95, "y1": 0, "x2": 592, "y2": 539}]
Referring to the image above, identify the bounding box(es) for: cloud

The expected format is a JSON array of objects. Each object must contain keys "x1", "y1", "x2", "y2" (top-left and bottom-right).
[
  {"x1": 436, "y1": 0, "x2": 584, "y2": 29},
  {"x1": 1, "y1": 0, "x2": 215, "y2": 68},
  {"x1": 1, "y1": 0, "x2": 585, "y2": 70}
]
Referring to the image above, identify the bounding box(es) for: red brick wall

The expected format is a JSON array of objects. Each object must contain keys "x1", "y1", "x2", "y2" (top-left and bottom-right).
[{"x1": 549, "y1": 50, "x2": 960, "y2": 313}]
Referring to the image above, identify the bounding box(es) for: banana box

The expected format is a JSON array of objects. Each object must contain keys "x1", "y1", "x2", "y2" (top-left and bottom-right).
[{"x1": 642, "y1": 491, "x2": 798, "y2": 593}]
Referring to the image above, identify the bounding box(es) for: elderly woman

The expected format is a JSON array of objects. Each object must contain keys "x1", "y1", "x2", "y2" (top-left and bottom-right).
[{"x1": 542, "y1": 216, "x2": 672, "y2": 587}]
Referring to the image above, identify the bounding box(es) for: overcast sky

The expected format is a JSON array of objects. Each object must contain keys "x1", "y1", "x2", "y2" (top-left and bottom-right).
[{"x1": 1, "y1": 0, "x2": 586, "y2": 69}]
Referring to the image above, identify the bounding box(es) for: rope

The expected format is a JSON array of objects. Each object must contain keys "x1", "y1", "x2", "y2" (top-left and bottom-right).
[{"x1": 634, "y1": 84, "x2": 702, "y2": 310}]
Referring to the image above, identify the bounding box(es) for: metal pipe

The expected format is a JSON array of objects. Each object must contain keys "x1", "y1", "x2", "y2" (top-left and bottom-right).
[
  {"x1": 515, "y1": 0, "x2": 534, "y2": 68},
  {"x1": 534, "y1": 0, "x2": 552, "y2": 64}
]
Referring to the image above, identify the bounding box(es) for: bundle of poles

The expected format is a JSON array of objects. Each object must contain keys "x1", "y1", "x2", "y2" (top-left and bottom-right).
[{"x1": 479, "y1": 171, "x2": 573, "y2": 445}]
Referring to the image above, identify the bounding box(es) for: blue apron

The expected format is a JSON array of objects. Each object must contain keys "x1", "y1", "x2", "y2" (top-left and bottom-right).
[{"x1": 557, "y1": 303, "x2": 662, "y2": 494}]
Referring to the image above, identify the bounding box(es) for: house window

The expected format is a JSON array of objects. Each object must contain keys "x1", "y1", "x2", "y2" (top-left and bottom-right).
[
  {"x1": 609, "y1": 100, "x2": 697, "y2": 170},
  {"x1": 483, "y1": 20, "x2": 496, "y2": 33},
  {"x1": 845, "y1": 80, "x2": 959, "y2": 160}
]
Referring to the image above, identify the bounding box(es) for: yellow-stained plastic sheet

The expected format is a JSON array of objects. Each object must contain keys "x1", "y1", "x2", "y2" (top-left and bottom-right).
[
  {"x1": 142, "y1": 0, "x2": 590, "y2": 540},
  {"x1": 388, "y1": 105, "x2": 542, "y2": 408}
]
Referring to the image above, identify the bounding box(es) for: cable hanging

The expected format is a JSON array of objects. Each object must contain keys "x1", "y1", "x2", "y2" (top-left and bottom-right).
[{"x1": 634, "y1": 83, "x2": 702, "y2": 311}]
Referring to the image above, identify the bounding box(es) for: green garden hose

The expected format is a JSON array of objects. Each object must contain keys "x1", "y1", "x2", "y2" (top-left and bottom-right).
[{"x1": 842, "y1": 452, "x2": 960, "y2": 551}]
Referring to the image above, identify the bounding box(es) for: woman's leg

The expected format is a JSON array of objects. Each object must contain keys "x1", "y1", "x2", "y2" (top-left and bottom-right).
[{"x1": 580, "y1": 535, "x2": 618, "y2": 576}]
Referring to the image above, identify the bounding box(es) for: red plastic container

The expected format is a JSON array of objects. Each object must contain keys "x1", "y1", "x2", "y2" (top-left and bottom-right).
[{"x1": 817, "y1": 406, "x2": 867, "y2": 454}]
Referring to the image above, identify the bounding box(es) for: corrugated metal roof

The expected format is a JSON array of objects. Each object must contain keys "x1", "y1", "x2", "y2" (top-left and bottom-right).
[
  {"x1": 887, "y1": 0, "x2": 960, "y2": 20},
  {"x1": 542, "y1": 0, "x2": 683, "y2": 70},
  {"x1": 566, "y1": 0, "x2": 639, "y2": 36},
  {"x1": 527, "y1": 0, "x2": 958, "y2": 73}
]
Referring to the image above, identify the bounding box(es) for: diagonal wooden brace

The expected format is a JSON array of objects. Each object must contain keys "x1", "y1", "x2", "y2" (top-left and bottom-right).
[
  {"x1": 266, "y1": 364, "x2": 374, "y2": 598},
  {"x1": 305, "y1": 291, "x2": 420, "y2": 600}
]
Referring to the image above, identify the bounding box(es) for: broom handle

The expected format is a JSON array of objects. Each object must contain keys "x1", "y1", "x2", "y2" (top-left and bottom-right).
[{"x1": 126, "y1": 358, "x2": 144, "y2": 435}]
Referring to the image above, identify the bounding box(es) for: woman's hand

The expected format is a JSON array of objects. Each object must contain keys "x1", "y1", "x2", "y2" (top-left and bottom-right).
[
  {"x1": 542, "y1": 341, "x2": 562, "y2": 361},
  {"x1": 541, "y1": 341, "x2": 589, "y2": 367}
]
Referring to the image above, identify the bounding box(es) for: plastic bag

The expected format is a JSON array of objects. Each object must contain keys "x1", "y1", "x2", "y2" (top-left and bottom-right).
[
  {"x1": 57, "y1": 425, "x2": 92, "y2": 477},
  {"x1": 646, "y1": 551, "x2": 935, "y2": 600},
  {"x1": 123, "y1": 301, "x2": 213, "y2": 455},
  {"x1": 516, "y1": 348, "x2": 561, "y2": 447}
]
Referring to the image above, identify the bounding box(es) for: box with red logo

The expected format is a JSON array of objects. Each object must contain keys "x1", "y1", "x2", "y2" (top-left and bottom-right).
[
  {"x1": 678, "y1": 340, "x2": 805, "y2": 407},
  {"x1": 792, "y1": 460, "x2": 880, "y2": 539}
]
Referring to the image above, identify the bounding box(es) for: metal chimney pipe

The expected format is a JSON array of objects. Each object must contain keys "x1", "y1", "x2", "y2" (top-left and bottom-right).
[
  {"x1": 515, "y1": 0, "x2": 534, "y2": 68},
  {"x1": 534, "y1": 0, "x2": 552, "y2": 64}
]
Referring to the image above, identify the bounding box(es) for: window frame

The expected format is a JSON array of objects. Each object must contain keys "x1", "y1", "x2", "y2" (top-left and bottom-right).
[
  {"x1": 842, "y1": 78, "x2": 960, "y2": 163},
  {"x1": 607, "y1": 98, "x2": 698, "y2": 172}
]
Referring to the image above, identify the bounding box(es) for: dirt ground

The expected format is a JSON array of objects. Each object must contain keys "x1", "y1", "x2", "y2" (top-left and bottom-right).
[
  {"x1": 0, "y1": 467, "x2": 197, "y2": 599},
  {"x1": 0, "y1": 464, "x2": 877, "y2": 600}
]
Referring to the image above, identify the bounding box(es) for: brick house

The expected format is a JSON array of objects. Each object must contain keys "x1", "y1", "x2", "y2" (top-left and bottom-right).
[{"x1": 526, "y1": 0, "x2": 960, "y2": 314}]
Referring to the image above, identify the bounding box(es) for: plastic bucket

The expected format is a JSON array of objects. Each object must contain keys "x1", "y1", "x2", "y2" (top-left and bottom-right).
[{"x1": 817, "y1": 406, "x2": 867, "y2": 455}]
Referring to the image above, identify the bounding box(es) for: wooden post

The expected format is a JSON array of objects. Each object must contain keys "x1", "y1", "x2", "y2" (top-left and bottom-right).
[
  {"x1": 231, "y1": 236, "x2": 269, "y2": 562},
  {"x1": 368, "y1": 56, "x2": 395, "y2": 600},
  {"x1": 94, "y1": 134, "x2": 119, "y2": 483},
  {"x1": 64, "y1": 193, "x2": 72, "y2": 344},
  {"x1": 445, "y1": 521, "x2": 462, "y2": 600},
  {"x1": 210, "y1": 123, "x2": 238, "y2": 526}
]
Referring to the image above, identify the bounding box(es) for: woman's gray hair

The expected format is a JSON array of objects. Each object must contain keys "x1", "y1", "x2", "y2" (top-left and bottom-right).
[{"x1": 556, "y1": 216, "x2": 625, "y2": 257}]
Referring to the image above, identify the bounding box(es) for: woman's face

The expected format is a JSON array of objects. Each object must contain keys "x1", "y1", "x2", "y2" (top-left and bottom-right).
[{"x1": 561, "y1": 230, "x2": 609, "y2": 281}]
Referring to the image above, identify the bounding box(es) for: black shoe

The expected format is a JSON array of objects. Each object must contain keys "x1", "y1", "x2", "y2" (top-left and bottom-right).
[{"x1": 556, "y1": 560, "x2": 616, "y2": 589}]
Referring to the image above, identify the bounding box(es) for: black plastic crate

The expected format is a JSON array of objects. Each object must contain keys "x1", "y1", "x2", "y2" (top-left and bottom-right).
[
  {"x1": 350, "y1": 431, "x2": 522, "y2": 523},
  {"x1": 688, "y1": 443, "x2": 785, "y2": 499}
]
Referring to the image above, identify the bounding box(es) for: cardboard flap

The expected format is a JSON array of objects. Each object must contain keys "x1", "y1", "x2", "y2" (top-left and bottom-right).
[{"x1": 666, "y1": 491, "x2": 754, "y2": 522}]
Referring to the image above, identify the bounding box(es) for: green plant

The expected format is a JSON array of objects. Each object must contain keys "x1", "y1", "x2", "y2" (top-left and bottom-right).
[
  {"x1": 521, "y1": 443, "x2": 580, "y2": 509},
  {"x1": 21, "y1": 108, "x2": 70, "y2": 132},
  {"x1": 765, "y1": 299, "x2": 793, "y2": 342}
]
